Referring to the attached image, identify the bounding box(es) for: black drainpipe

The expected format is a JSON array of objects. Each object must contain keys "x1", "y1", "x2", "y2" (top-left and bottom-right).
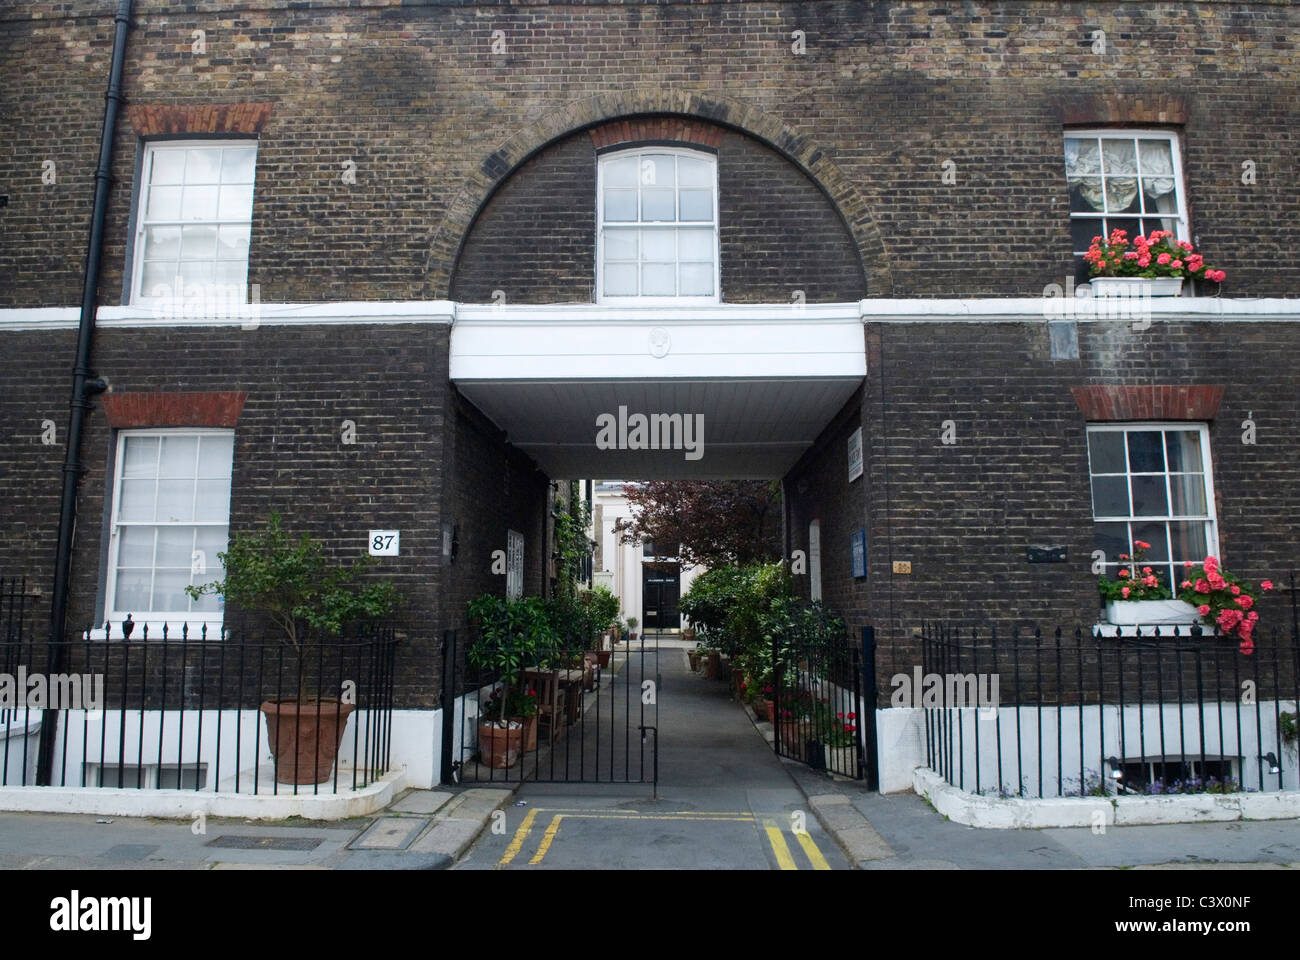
[{"x1": 36, "y1": 0, "x2": 133, "y2": 785}]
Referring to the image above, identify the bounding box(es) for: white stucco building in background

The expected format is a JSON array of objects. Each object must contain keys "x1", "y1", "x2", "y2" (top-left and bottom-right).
[{"x1": 591, "y1": 481, "x2": 705, "y2": 635}]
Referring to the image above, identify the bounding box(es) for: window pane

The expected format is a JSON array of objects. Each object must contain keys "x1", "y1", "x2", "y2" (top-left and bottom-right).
[
  {"x1": 114, "y1": 571, "x2": 151, "y2": 611},
  {"x1": 1164, "y1": 430, "x2": 1202, "y2": 472},
  {"x1": 152, "y1": 568, "x2": 191, "y2": 612},
  {"x1": 146, "y1": 185, "x2": 183, "y2": 221},
  {"x1": 186, "y1": 148, "x2": 223, "y2": 183},
  {"x1": 218, "y1": 224, "x2": 251, "y2": 261},
  {"x1": 144, "y1": 226, "x2": 181, "y2": 261},
  {"x1": 213, "y1": 261, "x2": 248, "y2": 286},
  {"x1": 1071, "y1": 218, "x2": 1104, "y2": 253},
  {"x1": 194, "y1": 526, "x2": 229, "y2": 560},
  {"x1": 195, "y1": 479, "x2": 232, "y2": 521},
  {"x1": 677, "y1": 156, "x2": 712, "y2": 186},
  {"x1": 1169, "y1": 473, "x2": 1207, "y2": 516},
  {"x1": 218, "y1": 183, "x2": 254, "y2": 220},
  {"x1": 1132, "y1": 522, "x2": 1170, "y2": 562},
  {"x1": 1090, "y1": 475, "x2": 1129, "y2": 517},
  {"x1": 182, "y1": 185, "x2": 219, "y2": 220},
  {"x1": 679, "y1": 262, "x2": 714, "y2": 296},
  {"x1": 1101, "y1": 138, "x2": 1137, "y2": 176},
  {"x1": 642, "y1": 229, "x2": 675, "y2": 261},
  {"x1": 151, "y1": 150, "x2": 187, "y2": 185},
  {"x1": 1106, "y1": 178, "x2": 1140, "y2": 214},
  {"x1": 679, "y1": 188, "x2": 713, "y2": 221},
  {"x1": 1126, "y1": 431, "x2": 1164, "y2": 472},
  {"x1": 176, "y1": 262, "x2": 214, "y2": 285},
  {"x1": 141, "y1": 261, "x2": 180, "y2": 297},
  {"x1": 122, "y1": 437, "x2": 159, "y2": 478},
  {"x1": 1107, "y1": 217, "x2": 1141, "y2": 241},
  {"x1": 1130, "y1": 475, "x2": 1169, "y2": 516},
  {"x1": 156, "y1": 479, "x2": 195, "y2": 522},
  {"x1": 641, "y1": 263, "x2": 675, "y2": 296},
  {"x1": 180, "y1": 225, "x2": 219, "y2": 261},
  {"x1": 221, "y1": 147, "x2": 257, "y2": 184},
  {"x1": 603, "y1": 228, "x2": 637, "y2": 261},
  {"x1": 159, "y1": 435, "x2": 198, "y2": 477},
  {"x1": 603, "y1": 189, "x2": 636, "y2": 222},
  {"x1": 1087, "y1": 430, "x2": 1126, "y2": 474},
  {"x1": 1064, "y1": 138, "x2": 1100, "y2": 176},
  {"x1": 118, "y1": 526, "x2": 155, "y2": 567},
  {"x1": 1093, "y1": 521, "x2": 1129, "y2": 565},
  {"x1": 641, "y1": 188, "x2": 675, "y2": 222},
  {"x1": 118, "y1": 479, "x2": 156, "y2": 522},
  {"x1": 603, "y1": 263, "x2": 636, "y2": 296},
  {"x1": 1068, "y1": 179, "x2": 1103, "y2": 213},
  {"x1": 639, "y1": 155, "x2": 675, "y2": 187},
  {"x1": 603, "y1": 157, "x2": 637, "y2": 187},
  {"x1": 1169, "y1": 521, "x2": 1208, "y2": 564},
  {"x1": 156, "y1": 526, "x2": 195, "y2": 568},
  {"x1": 678, "y1": 227, "x2": 714, "y2": 261}
]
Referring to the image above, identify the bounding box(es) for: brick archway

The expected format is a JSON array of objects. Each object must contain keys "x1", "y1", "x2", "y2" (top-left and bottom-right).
[{"x1": 422, "y1": 89, "x2": 891, "y2": 299}]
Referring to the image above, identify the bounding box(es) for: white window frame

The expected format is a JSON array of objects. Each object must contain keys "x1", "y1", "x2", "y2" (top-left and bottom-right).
[
  {"x1": 103, "y1": 427, "x2": 234, "y2": 633},
  {"x1": 595, "y1": 145, "x2": 721, "y2": 305},
  {"x1": 1085, "y1": 422, "x2": 1219, "y2": 589},
  {"x1": 130, "y1": 139, "x2": 258, "y2": 305},
  {"x1": 1064, "y1": 129, "x2": 1188, "y2": 257}
]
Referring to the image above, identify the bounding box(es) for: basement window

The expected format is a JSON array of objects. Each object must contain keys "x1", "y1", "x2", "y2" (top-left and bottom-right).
[{"x1": 596, "y1": 146, "x2": 719, "y2": 303}]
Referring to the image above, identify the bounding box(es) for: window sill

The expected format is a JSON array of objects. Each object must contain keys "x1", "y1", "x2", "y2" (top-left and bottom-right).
[
  {"x1": 85, "y1": 618, "x2": 225, "y2": 642},
  {"x1": 1092, "y1": 622, "x2": 1218, "y2": 639}
]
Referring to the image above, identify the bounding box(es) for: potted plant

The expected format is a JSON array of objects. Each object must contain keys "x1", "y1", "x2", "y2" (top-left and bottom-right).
[
  {"x1": 187, "y1": 513, "x2": 402, "y2": 784},
  {"x1": 1099, "y1": 541, "x2": 1198, "y2": 626},
  {"x1": 1175, "y1": 556, "x2": 1274, "y2": 655},
  {"x1": 625, "y1": 616, "x2": 639, "y2": 644},
  {"x1": 467, "y1": 594, "x2": 557, "y2": 768},
  {"x1": 687, "y1": 645, "x2": 702, "y2": 671},
  {"x1": 1084, "y1": 229, "x2": 1225, "y2": 297}
]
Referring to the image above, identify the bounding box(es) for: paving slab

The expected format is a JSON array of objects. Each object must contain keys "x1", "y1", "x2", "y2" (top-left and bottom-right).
[{"x1": 389, "y1": 790, "x2": 454, "y2": 815}]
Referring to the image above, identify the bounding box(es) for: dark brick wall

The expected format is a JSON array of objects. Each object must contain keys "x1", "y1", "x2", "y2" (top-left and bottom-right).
[
  {"x1": 441, "y1": 388, "x2": 551, "y2": 652},
  {"x1": 451, "y1": 126, "x2": 866, "y2": 303},
  {"x1": 785, "y1": 318, "x2": 1300, "y2": 696},
  {"x1": 0, "y1": 322, "x2": 552, "y2": 708},
  {"x1": 4, "y1": 1, "x2": 1299, "y2": 305}
]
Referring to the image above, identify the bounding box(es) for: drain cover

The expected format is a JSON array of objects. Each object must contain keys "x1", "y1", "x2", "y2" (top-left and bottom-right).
[{"x1": 207, "y1": 835, "x2": 324, "y2": 851}]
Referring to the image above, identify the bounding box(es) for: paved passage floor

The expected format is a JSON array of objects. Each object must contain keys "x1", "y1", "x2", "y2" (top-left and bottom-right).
[{"x1": 454, "y1": 640, "x2": 849, "y2": 870}]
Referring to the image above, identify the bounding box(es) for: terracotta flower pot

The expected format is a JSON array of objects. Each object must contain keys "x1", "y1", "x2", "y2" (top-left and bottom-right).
[
  {"x1": 757, "y1": 698, "x2": 773, "y2": 722},
  {"x1": 511, "y1": 714, "x2": 538, "y2": 752},
  {"x1": 597, "y1": 650, "x2": 611, "y2": 668},
  {"x1": 260, "y1": 698, "x2": 355, "y2": 785},
  {"x1": 688, "y1": 652, "x2": 700, "y2": 670},
  {"x1": 478, "y1": 720, "x2": 523, "y2": 769},
  {"x1": 705, "y1": 652, "x2": 722, "y2": 680}
]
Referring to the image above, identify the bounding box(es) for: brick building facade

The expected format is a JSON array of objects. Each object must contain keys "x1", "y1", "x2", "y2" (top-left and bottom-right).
[{"x1": 2, "y1": 0, "x2": 1298, "y2": 788}]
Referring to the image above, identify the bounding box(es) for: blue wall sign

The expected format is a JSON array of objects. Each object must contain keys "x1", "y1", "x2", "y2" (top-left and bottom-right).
[{"x1": 851, "y1": 528, "x2": 867, "y2": 578}]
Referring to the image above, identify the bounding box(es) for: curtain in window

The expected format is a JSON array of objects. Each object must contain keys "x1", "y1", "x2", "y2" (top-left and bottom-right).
[{"x1": 1065, "y1": 138, "x2": 1176, "y2": 216}]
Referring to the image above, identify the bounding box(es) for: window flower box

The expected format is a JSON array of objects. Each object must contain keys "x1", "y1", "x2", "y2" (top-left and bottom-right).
[
  {"x1": 1089, "y1": 277, "x2": 1184, "y2": 298},
  {"x1": 1105, "y1": 599, "x2": 1200, "y2": 625}
]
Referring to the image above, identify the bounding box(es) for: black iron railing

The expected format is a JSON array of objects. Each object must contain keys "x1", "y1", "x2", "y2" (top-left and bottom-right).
[
  {"x1": 771, "y1": 622, "x2": 869, "y2": 781},
  {"x1": 2, "y1": 611, "x2": 398, "y2": 795},
  {"x1": 444, "y1": 628, "x2": 658, "y2": 787},
  {"x1": 920, "y1": 622, "x2": 1300, "y2": 798}
]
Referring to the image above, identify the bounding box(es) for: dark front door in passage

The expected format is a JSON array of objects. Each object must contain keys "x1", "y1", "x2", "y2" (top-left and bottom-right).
[{"x1": 642, "y1": 562, "x2": 680, "y2": 631}]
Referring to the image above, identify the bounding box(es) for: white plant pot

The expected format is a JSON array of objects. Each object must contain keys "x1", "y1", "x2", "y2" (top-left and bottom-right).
[
  {"x1": 1089, "y1": 277, "x2": 1184, "y2": 298},
  {"x1": 1106, "y1": 599, "x2": 1200, "y2": 625}
]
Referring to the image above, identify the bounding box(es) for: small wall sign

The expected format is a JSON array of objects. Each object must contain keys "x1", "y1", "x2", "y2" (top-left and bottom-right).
[
  {"x1": 847, "y1": 427, "x2": 863, "y2": 482},
  {"x1": 851, "y1": 528, "x2": 867, "y2": 578},
  {"x1": 368, "y1": 530, "x2": 400, "y2": 556}
]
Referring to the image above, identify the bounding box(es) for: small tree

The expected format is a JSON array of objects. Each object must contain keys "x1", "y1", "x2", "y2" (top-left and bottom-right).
[{"x1": 187, "y1": 513, "x2": 402, "y2": 700}]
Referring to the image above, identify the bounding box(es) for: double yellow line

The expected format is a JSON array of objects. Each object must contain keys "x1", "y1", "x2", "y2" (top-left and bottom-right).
[{"x1": 498, "y1": 808, "x2": 831, "y2": 869}]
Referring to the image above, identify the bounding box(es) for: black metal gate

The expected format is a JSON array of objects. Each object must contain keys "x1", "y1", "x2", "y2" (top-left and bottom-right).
[
  {"x1": 441, "y1": 629, "x2": 659, "y2": 788},
  {"x1": 771, "y1": 621, "x2": 878, "y2": 788}
]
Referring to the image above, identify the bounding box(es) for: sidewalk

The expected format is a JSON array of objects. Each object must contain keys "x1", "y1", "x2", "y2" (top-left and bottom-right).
[{"x1": 766, "y1": 717, "x2": 1300, "y2": 869}]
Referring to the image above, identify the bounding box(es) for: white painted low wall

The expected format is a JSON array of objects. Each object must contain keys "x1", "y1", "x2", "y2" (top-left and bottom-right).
[{"x1": 1, "y1": 713, "x2": 41, "y2": 787}]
